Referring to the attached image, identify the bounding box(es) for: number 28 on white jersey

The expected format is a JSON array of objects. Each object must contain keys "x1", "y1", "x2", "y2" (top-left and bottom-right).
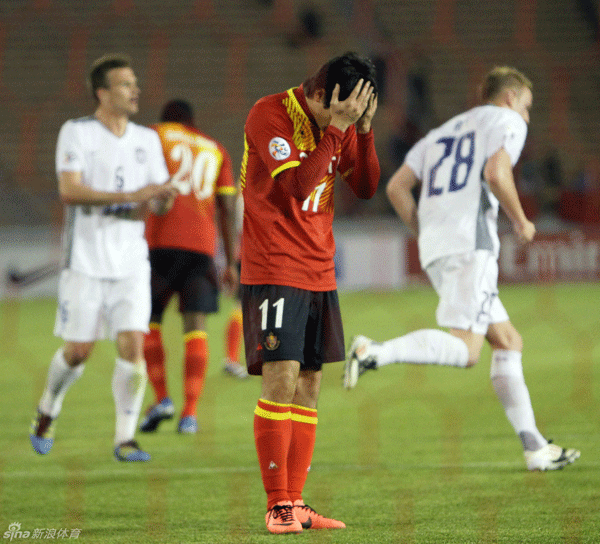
[{"x1": 405, "y1": 105, "x2": 527, "y2": 269}]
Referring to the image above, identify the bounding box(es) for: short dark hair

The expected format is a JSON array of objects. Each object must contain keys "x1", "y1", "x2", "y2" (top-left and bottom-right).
[
  {"x1": 160, "y1": 99, "x2": 195, "y2": 125},
  {"x1": 303, "y1": 51, "x2": 378, "y2": 108},
  {"x1": 88, "y1": 54, "x2": 132, "y2": 102}
]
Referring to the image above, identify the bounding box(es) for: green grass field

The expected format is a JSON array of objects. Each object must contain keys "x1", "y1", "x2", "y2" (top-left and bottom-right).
[{"x1": 1, "y1": 282, "x2": 599, "y2": 543}]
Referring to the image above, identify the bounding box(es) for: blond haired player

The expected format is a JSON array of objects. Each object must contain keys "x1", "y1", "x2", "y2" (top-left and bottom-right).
[{"x1": 345, "y1": 66, "x2": 580, "y2": 472}]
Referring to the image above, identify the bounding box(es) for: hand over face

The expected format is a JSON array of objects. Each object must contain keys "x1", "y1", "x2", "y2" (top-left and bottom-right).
[
  {"x1": 356, "y1": 92, "x2": 378, "y2": 134},
  {"x1": 329, "y1": 79, "x2": 376, "y2": 133}
]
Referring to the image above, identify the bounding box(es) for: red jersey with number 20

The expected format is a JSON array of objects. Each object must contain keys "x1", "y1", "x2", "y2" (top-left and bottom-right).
[
  {"x1": 146, "y1": 122, "x2": 236, "y2": 257},
  {"x1": 240, "y1": 86, "x2": 380, "y2": 291}
]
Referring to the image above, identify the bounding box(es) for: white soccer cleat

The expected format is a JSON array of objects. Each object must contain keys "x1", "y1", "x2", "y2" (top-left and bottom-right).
[
  {"x1": 343, "y1": 335, "x2": 377, "y2": 390},
  {"x1": 223, "y1": 358, "x2": 249, "y2": 379},
  {"x1": 524, "y1": 442, "x2": 581, "y2": 471}
]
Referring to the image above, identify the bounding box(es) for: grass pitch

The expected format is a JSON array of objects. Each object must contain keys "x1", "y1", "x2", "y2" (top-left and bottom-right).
[{"x1": 1, "y1": 282, "x2": 599, "y2": 543}]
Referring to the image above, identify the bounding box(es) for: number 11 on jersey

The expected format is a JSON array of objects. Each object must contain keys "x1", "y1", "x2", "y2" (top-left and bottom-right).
[{"x1": 302, "y1": 182, "x2": 326, "y2": 212}]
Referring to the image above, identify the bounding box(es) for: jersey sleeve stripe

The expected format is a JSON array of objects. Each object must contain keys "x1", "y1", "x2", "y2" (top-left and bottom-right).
[
  {"x1": 340, "y1": 166, "x2": 354, "y2": 179},
  {"x1": 272, "y1": 161, "x2": 300, "y2": 178}
]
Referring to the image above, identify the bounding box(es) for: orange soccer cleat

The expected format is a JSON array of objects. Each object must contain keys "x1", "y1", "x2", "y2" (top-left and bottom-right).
[
  {"x1": 265, "y1": 501, "x2": 303, "y2": 534},
  {"x1": 292, "y1": 501, "x2": 346, "y2": 529}
]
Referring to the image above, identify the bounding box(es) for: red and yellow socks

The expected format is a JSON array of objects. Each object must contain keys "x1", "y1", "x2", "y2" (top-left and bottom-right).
[
  {"x1": 254, "y1": 399, "x2": 293, "y2": 509},
  {"x1": 144, "y1": 325, "x2": 209, "y2": 420},
  {"x1": 181, "y1": 331, "x2": 208, "y2": 418},
  {"x1": 254, "y1": 400, "x2": 318, "y2": 509},
  {"x1": 287, "y1": 405, "x2": 317, "y2": 503},
  {"x1": 225, "y1": 307, "x2": 243, "y2": 362},
  {"x1": 143, "y1": 324, "x2": 168, "y2": 403}
]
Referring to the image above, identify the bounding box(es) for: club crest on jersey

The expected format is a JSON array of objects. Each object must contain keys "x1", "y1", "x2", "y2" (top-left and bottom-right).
[
  {"x1": 268, "y1": 137, "x2": 291, "y2": 160},
  {"x1": 135, "y1": 148, "x2": 147, "y2": 163},
  {"x1": 264, "y1": 332, "x2": 280, "y2": 351}
]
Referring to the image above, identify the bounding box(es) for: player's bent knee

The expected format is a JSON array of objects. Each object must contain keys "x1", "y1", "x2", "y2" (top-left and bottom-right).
[
  {"x1": 465, "y1": 349, "x2": 482, "y2": 368},
  {"x1": 294, "y1": 370, "x2": 321, "y2": 407},
  {"x1": 487, "y1": 321, "x2": 523, "y2": 352},
  {"x1": 465, "y1": 357, "x2": 478, "y2": 368},
  {"x1": 491, "y1": 331, "x2": 523, "y2": 352},
  {"x1": 63, "y1": 343, "x2": 93, "y2": 365}
]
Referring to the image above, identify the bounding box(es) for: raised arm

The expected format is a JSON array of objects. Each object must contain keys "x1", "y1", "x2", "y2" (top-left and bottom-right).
[
  {"x1": 337, "y1": 82, "x2": 380, "y2": 199},
  {"x1": 277, "y1": 126, "x2": 344, "y2": 201},
  {"x1": 343, "y1": 129, "x2": 380, "y2": 199}
]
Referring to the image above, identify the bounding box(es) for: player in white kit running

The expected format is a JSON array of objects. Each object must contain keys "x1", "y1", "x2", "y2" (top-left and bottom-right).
[
  {"x1": 344, "y1": 66, "x2": 580, "y2": 471},
  {"x1": 30, "y1": 54, "x2": 178, "y2": 461}
]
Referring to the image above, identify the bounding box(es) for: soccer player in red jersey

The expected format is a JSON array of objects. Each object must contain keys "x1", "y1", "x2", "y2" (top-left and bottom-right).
[
  {"x1": 240, "y1": 52, "x2": 380, "y2": 533},
  {"x1": 140, "y1": 100, "x2": 238, "y2": 434}
]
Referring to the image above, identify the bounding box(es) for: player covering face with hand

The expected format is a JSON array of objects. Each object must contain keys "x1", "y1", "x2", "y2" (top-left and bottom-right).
[
  {"x1": 240, "y1": 52, "x2": 380, "y2": 534},
  {"x1": 345, "y1": 66, "x2": 580, "y2": 472}
]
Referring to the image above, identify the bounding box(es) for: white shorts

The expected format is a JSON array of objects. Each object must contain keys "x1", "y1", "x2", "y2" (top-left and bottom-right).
[
  {"x1": 54, "y1": 265, "x2": 151, "y2": 342},
  {"x1": 425, "y1": 250, "x2": 509, "y2": 335}
]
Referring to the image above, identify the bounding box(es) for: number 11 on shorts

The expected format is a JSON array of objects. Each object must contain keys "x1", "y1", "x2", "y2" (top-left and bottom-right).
[{"x1": 259, "y1": 298, "x2": 284, "y2": 330}]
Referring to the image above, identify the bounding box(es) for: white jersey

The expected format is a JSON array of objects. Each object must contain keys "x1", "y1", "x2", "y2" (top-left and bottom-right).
[
  {"x1": 56, "y1": 116, "x2": 169, "y2": 278},
  {"x1": 405, "y1": 105, "x2": 527, "y2": 269}
]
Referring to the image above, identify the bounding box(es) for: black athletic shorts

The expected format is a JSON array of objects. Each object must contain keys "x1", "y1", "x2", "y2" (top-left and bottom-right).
[
  {"x1": 241, "y1": 284, "x2": 345, "y2": 376},
  {"x1": 149, "y1": 248, "x2": 219, "y2": 317}
]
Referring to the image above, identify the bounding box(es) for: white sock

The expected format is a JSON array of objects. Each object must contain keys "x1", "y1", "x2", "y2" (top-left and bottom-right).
[
  {"x1": 370, "y1": 329, "x2": 469, "y2": 368},
  {"x1": 112, "y1": 358, "x2": 147, "y2": 446},
  {"x1": 490, "y1": 350, "x2": 547, "y2": 451},
  {"x1": 38, "y1": 348, "x2": 85, "y2": 419}
]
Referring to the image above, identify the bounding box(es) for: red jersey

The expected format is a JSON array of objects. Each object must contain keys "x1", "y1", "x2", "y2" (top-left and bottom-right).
[
  {"x1": 240, "y1": 86, "x2": 380, "y2": 290},
  {"x1": 146, "y1": 122, "x2": 236, "y2": 256}
]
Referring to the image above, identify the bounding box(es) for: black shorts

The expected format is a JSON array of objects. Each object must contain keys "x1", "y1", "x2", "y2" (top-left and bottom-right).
[
  {"x1": 149, "y1": 248, "x2": 219, "y2": 317},
  {"x1": 241, "y1": 284, "x2": 345, "y2": 376}
]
